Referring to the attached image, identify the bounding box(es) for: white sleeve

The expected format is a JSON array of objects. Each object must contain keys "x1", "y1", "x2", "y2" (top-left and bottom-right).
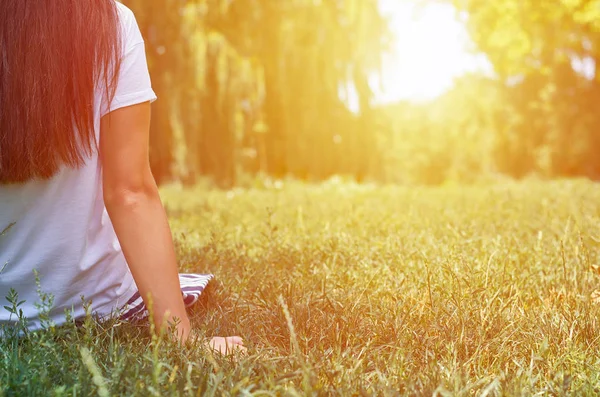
[{"x1": 101, "y1": 8, "x2": 157, "y2": 117}]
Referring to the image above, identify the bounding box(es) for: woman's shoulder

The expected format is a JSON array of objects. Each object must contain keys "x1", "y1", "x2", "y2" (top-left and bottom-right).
[
  {"x1": 115, "y1": 1, "x2": 135, "y2": 20},
  {"x1": 114, "y1": 2, "x2": 144, "y2": 51}
]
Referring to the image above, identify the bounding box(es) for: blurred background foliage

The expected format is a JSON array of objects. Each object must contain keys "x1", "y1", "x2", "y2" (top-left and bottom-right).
[{"x1": 122, "y1": 0, "x2": 600, "y2": 187}]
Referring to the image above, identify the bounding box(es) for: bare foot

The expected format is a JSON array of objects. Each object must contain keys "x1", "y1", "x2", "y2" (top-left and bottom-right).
[{"x1": 207, "y1": 336, "x2": 246, "y2": 356}]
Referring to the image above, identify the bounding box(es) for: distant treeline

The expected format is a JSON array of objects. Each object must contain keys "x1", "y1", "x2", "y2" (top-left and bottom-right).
[
  {"x1": 123, "y1": 0, "x2": 600, "y2": 186},
  {"x1": 388, "y1": 0, "x2": 600, "y2": 184},
  {"x1": 122, "y1": 0, "x2": 387, "y2": 187}
]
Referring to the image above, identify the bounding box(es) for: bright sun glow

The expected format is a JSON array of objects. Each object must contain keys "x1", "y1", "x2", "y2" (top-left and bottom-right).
[{"x1": 375, "y1": 0, "x2": 492, "y2": 103}]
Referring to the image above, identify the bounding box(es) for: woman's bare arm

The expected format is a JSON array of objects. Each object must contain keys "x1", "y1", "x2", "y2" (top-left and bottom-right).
[{"x1": 100, "y1": 102, "x2": 190, "y2": 342}]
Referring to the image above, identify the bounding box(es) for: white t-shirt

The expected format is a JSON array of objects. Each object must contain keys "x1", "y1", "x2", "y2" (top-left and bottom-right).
[{"x1": 0, "y1": 3, "x2": 156, "y2": 330}]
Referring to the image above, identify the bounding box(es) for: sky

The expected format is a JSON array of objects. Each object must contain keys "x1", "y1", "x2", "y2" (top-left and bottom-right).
[{"x1": 373, "y1": 0, "x2": 493, "y2": 103}]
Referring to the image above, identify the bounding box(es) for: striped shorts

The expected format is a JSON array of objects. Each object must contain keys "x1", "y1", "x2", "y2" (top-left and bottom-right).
[{"x1": 118, "y1": 274, "x2": 214, "y2": 322}]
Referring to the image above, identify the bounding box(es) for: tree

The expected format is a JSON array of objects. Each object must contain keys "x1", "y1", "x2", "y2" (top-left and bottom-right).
[
  {"x1": 442, "y1": 0, "x2": 600, "y2": 178},
  {"x1": 122, "y1": 0, "x2": 392, "y2": 185}
]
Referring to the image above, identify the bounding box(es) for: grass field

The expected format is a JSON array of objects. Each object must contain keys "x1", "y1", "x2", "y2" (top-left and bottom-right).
[{"x1": 3, "y1": 179, "x2": 600, "y2": 396}]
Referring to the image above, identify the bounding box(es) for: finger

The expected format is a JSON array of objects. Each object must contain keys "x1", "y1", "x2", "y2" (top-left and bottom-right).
[{"x1": 226, "y1": 336, "x2": 244, "y2": 345}]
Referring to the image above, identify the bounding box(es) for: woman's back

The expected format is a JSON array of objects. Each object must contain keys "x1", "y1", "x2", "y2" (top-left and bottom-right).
[{"x1": 0, "y1": 2, "x2": 156, "y2": 329}]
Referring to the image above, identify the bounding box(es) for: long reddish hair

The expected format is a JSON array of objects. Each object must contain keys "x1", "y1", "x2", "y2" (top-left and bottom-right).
[{"x1": 0, "y1": 1, "x2": 121, "y2": 183}]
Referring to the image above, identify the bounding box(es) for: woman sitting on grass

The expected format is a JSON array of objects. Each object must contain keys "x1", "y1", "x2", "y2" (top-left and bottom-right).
[{"x1": 0, "y1": 0, "x2": 243, "y2": 354}]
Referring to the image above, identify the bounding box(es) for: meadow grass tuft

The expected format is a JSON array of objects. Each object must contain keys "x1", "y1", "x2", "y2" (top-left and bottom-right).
[{"x1": 2, "y1": 179, "x2": 600, "y2": 395}]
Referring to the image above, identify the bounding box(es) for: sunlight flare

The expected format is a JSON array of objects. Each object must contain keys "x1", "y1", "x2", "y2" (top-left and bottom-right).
[{"x1": 377, "y1": 0, "x2": 492, "y2": 102}]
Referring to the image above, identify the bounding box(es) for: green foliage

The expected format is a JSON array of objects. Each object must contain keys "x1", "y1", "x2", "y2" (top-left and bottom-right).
[
  {"x1": 116, "y1": 0, "x2": 600, "y2": 185},
  {"x1": 4, "y1": 181, "x2": 600, "y2": 394},
  {"x1": 121, "y1": 0, "x2": 390, "y2": 186},
  {"x1": 377, "y1": 75, "x2": 504, "y2": 185},
  {"x1": 438, "y1": 0, "x2": 600, "y2": 179}
]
